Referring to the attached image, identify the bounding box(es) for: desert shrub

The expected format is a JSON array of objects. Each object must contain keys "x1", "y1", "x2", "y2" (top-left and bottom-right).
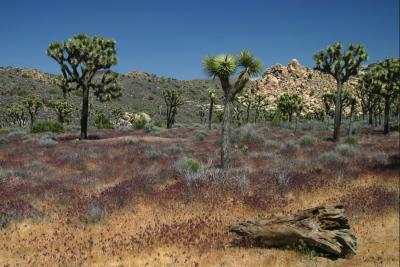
[
  {"x1": 63, "y1": 124, "x2": 81, "y2": 131},
  {"x1": 0, "y1": 168, "x2": 15, "y2": 182},
  {"x1": 59, "y1": 152, "x2": 80, "y2": 161},
  {"x1": 32, "y1": 121, "x2": 63, "y2": 133},
  {"x1": 232, "y1": 124, "x2": 262, "y2": 144},
  {"x1": 162, "y1": 143, "x2": 186, "y2": 155},
  {"x1": 95, "y1": 113, "x2": 114, "y2": 129},
  {"x1": 389, "y1": 122, "x2": 399, "y2": 131},
  {"x1": 183, "y1": 167, "x2": 250, "y2": 189},
  {"x1": 270, "y1": 115, "x2": 282, "y2": 127},
  {"x1": 125, "y1": 138, "x2": 140, "y2": 145},
  {"x1": 144, "y1": 123, "x2": 161, "y2": 135},
  {"x1": 299, "y1": 135, "x2": 318, "y2": 146},
  {"x1": 265, "y1": 140, "x2": 278, "y2": 149},
  {"x1": 319, "y1": 151, "x2": 342, "y2": 165},
  {"x1": 24, "y1": 133, "x2": 58, "y2": 146},
  {"x1": 133, "y1": 117, "x2": 147, "y2": 129},
  {"x1": 174, "y1": 157, "x2": 203, "y2": 176},
  {"x1": 0, "y1": 138, "x2": 8, "y2": 145},
  {"x1": 280, "y1": 139, "x2": 298, "y2": 152},
  {"x1": 335, "y1": 144, "x2": 358, "y2": 157},
  {"x1": 7, "y1": 130, "x2": 27, "y2": 138},
  {"x1": 346, "y1": 136, "x2": 358, "y2": 145},
  {"x1": 298, "y1": 120, "x2": 326, "y2": 131},
  {"x1": 82, "y1": 205, "x2": 106, "y2": 223},
  {"x1": 194, "y1": 128, "x2": 209, "y2": 141},
  {"x1": 0, "y1": 127, "x2": 19, "y2": 134},
  {"x1": 249, "y1": 151, "x2": 274, "y2": 159},
  {"x1": 144, "y1": 147, "x2": 164, "y2": 159},
  {"x1": 369, "y1": 151, "x2": 389, "y2": 166},
  {"x1": 22, "y1": 160, "x2": 55, "y2": 181}
]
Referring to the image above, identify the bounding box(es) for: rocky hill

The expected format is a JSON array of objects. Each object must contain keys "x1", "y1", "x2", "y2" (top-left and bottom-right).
[{"x1": 254, "y1": 59, "x2": 358, "y2": 115}]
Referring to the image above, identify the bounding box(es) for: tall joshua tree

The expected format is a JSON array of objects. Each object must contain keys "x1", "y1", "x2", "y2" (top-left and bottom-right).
[
  {"x1": 356, "y1": 70, "x2": 382, "y2": 125},
  {"x1": 203, "y1": 51, "x2": 262, "y2": 168},
  {"x1": 314, "y1": 43, "x2": 367, "y2": 141},
  {"x1": 207, "y1": 88, "x2": 217, "y2": 130},
  {"x1": 162, "y1": 88, "x2": 184, "y2": 129},
  {"x1": 47, "y1": 34, "x2": 121, "y2": 139}
]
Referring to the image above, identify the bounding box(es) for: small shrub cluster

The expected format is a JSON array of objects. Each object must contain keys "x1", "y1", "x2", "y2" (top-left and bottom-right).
[
  {"x1": 133, "y1": 117, "x2": 148, "y2": 129},
  {"x1": 299, "y1": 135, "x2": 318, "y2": 146},
  {"x1": 346, "y1": 136, "x2": 358, "y2": 145},
  {"x1": 144, "y1": 123, "x2": 161, "y2": 135},
  {"x1": 335, "y1": 144, "x2": 358, "y2": 157},
  {"x1": 162, "y1": 143, "x2": 186, "y2": 155},
  {"x1": 280, "y1": 139, "x2": 298, "y2": 153},
  {"x1": 194, "y1": 128, "x2": 209, "y2": 141},
  {"x1": 95, "y1": 113, "x2": 114, "y2": 129},
  {"x1": 232, "y1": 124, "x2": 262, "y2": 144},
  {"x1": 265, "y1": 140, "x2": 278, "y2": 149},
  {"x1": 319, "y1": 151, "x2": 342, "y2": 165},
  {"x1": 82, "y1": 205, "x2": 106, "y2": 223},
  {"x1": 369, "y1": 151, "x2": 389, "y2": 166},
  {"x1": 32, "y1": 121, "x2": 63, "y2": 133},
  {"x1": 174, "y1": 157, "x2": 203, "y2": 176},
  {"x1": 24, "y1": 133, "x2": 58, "y2": 146}
]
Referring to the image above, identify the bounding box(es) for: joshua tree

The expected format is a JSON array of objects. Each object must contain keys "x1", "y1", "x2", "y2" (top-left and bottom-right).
[
  {"x1": 162, "y1": 88, "x2": 184, "y2": 128},
  {"x1": 21, "y1": 95, "x2": 42, "y2": 130},
  {"x1": 253, "y1": 92, "x2": 268, "y2": 123},
  {"x1": 238, "y1": 90, "x2": 253, "y2": 123},
  {"x1": 47, "y1": 99, "x2": 74, "y2": 124},
  {"x1": 196, "y1": 105, "x2": 207, "y2": 123},
  {"x1": 47, "y1": 34, "x2": 122, "y2": 139},
  {"x1": 7, "y1": 103, "x2": 27, "y2": 128},
  {"x1": 356, "y1": 69, "x2": 382, "y2": 125},
  {"x1": 203, "y1": 51, "x2": 262, "y2": 168},
  {"x1": 276, "y1": 92, "x2": 303, "y2": 123},
  {"x1": 314, "y1": 43, "x2": 367, "y2": 141},
  {"x1": 373, "y1": 58, "x2": 400, "y2": 133},
  {"x1": 207, "y1": 88, "x2": 217, "y2": 129}
]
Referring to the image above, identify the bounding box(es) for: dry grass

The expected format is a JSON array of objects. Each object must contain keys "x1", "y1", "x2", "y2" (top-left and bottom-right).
[{"x1": 0, "y1": 127, "x2": 398, "y2": 266}]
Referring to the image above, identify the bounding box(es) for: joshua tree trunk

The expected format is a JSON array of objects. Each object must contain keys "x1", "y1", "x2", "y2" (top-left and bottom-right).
[
  {"x1": 208, "y1": 99, "x2": 214, "y2": 130},
  {"x1": 368, "y1": 108, "x2": 373, "y2": 125},
  {"x1": 221, "y1": 98, "x2": 233, "y2": 169},
  {"x1": 80, "y1": 85, "x2": 89, "y2": 139},
  {"x1": 383, "y1": 96, "x2": 391, "y2": 134},
  {"x1": 333, "y1": 81, "x2": 343, "y2": 141},
  {"x1": 288, "y1": 112, "x2": 292, "y2": 123},
  {"x1": 229, "y1": 204, "x2": 357, "y2": 258},
  {"x1": 246, "y1": 105, "x2": 250, "y2": 124},
  {"x1": 28, "y1": 111, "x2": 35, "y2": 131},
  {"x1": 348, "y1": 104, "x2": 355, "y2": 136}
]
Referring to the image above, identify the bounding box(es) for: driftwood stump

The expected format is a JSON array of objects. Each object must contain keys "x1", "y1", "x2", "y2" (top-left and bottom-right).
[{"x1": 229, "y1": 204, "x2": 357, "y2": 258}]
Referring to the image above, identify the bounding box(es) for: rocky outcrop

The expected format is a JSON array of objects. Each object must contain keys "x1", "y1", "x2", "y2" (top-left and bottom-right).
[
  {"x1": 115, "y1": 112, "x2": 152, "y2": 127},
  {"x1": 254, "y1": 59, "x2": 357, "y2": 115}
]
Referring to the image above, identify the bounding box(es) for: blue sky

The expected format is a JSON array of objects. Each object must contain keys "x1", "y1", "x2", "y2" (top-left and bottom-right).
[{"x1": 0, "y1": 0, "x2": 398, "y2": 79}]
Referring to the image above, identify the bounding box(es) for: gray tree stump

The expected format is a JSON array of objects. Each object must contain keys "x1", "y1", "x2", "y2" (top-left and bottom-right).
[{"x1": 229, "y1": 204, "x2": 357, "y2": 258}]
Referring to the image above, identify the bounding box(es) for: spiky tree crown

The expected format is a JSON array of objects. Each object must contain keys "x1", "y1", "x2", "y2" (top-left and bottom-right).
[
  {"x1": 314, "y1": 42, "x2": 368, "y2": 83},
  {"x1": 203, "y1": 50, "x2": 263, "y2": 97},
  {"x1": 47, "y1": 34, "x2": 121, "y2": 101}
]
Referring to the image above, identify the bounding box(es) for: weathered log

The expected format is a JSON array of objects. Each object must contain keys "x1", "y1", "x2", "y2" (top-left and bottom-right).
[{"x1": 229, "y1": 204, "x2": 357, "y2": 258}]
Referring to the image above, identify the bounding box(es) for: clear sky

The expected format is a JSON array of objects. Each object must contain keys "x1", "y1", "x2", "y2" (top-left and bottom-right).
[{"x1": 0, "y1": 0, "x2": 398, "y2": 80}]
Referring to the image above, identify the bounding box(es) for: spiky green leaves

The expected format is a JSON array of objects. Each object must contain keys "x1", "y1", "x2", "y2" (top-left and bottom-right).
[
  {"x1": 314, "y1": 42, "x2": 368, "y2": 82},
  {"x1": 203, "y1": 51, "x2": 263, "y2": 80},
  {"x1": 47, "y1": 34, "x2": 121, "y2": 100},
  {"x1": 47, "y1": 99, "x2": 74, "y2": 123},
  {"x1": 203, "y1": 54, "x2": 237, "y2": 79}
]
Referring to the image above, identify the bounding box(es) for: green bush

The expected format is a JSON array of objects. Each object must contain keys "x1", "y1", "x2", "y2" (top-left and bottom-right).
[
  {"x1": 95, "y1": 113, "x2": 114, "y2": 129},
  {"x1": 346, "y1": 136, "x2": 358, "y2": 145},
  {"x1": 195, "y1": 128, "x2": 209, "y2": 141},
  {"x1": 31, "y1": 121, "x2": 63, "y2": 133},
  {"x1": 174, "y1": 157, "x2": 203, "y2": 176},
  {"x1": 299, "y1": 135, "x2": 318, "y2": 146},
  {"x1": 133, "y1": 117, "x2": 148, "y2": 129},
  {"x1": 335, "y1": 144, "x2": 358, "y2": 157},
  {"x1": 144, "y1": 123, "x2": 161, "y2": 135},
  {"x1": 389, "y1": 122, "x2": 399, "y2": 131}
]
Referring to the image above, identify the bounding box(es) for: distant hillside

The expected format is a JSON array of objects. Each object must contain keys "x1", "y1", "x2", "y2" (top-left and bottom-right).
[{"x1": 0, "y1": 67, "x2": 222, "y2": 126}]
